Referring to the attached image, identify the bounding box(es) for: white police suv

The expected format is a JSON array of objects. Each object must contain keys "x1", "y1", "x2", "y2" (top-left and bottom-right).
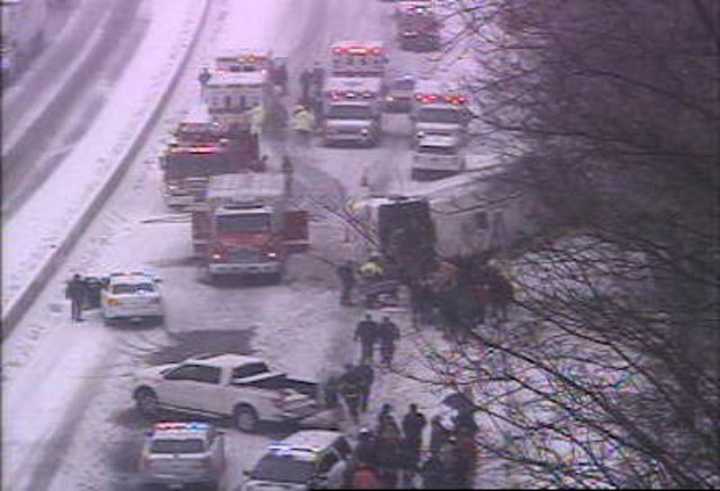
[
  {"x1": 101, "y1": 271, "x2": 164, "y2": 325},
  {"x1": 139, "y1": 421, "x2": 226, "y2": 490}
]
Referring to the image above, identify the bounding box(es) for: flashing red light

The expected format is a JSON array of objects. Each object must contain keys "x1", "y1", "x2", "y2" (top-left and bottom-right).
[
  {"x1": 370, "y1": 47, "x2": 382, "y2": 55},
  {"x1": 333, "y1": 47, "x2": 345, "y2": 55},
  {"x1": 348, "y1": 47, "x2": 368, "y2": 55}
]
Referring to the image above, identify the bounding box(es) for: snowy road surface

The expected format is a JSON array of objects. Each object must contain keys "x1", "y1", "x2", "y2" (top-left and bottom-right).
[
  {"x1": 1, "y1": 0, "x2": 206, "y2": 334},
  {"x1": 2, "y1": 1, "x2": 508, "y2": 490}
]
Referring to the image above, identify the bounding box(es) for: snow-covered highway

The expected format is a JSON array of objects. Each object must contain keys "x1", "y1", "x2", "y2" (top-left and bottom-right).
[{"x1": 3, "y1": 1, "x2": 456, "y2": 490}]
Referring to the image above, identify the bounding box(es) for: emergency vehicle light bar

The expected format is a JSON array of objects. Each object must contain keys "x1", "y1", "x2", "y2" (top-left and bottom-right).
[
  {"x1": 415, "y1": 93, "x2": 467, "y2": 105},
  {"x1": 329, "y1": 90, "x2": 375, "y2": 100},
  {"x1": 169, "y1": 146, "x2": 221, "y2": 154},
  {"x1": 333, "y1": 46, "x2": 383, "y2": 56},
  {"x1": 154, "y1": 422, "x2": 210, "y2": 431}
]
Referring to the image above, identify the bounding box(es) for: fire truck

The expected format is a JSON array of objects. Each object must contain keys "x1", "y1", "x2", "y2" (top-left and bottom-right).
[
  {"x1": 160, "y1": 104, "x2": 262, "y2": 208},
  {"x1": 204, "y1": 48, "x2": 275, "y2": 132},
  {"x1": 321, "y1": 76, "x2": 384, "y2": 146},
  {"x1": 411, "y1": 79, "x2": 473, "y2": 148},
  {"x1": 330, "y1": 40, "x2": 388, "y2": 78},
  {"x1": 395, "y1": 1, "x2": 440, "y2": 51},
  {"x1": 189, "y1": 173, "x2": 309, "y2": 283}
]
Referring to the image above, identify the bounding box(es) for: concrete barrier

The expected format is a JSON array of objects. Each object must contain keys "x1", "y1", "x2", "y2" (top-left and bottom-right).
[{"x1": 1, "y1": 0, "x2": 212, "y2": 338}]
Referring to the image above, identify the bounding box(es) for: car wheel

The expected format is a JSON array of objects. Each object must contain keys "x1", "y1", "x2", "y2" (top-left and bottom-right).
[
  {"x1": 234, "y1": 405, "x2": 258, "y2": 432},
  {"x1": 135, "y1": 389, "x2": 159, "y2": 418}
]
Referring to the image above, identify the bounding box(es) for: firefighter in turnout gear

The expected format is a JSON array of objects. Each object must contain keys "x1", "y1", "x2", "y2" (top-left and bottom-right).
[{"x1": 291, "y1": 104, "x2": 315, "y2": 146}]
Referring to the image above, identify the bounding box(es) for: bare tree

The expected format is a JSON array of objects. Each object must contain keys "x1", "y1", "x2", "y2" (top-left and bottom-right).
[{"x1": 332, "y1": 0, "x2": 720, "y2": 487}]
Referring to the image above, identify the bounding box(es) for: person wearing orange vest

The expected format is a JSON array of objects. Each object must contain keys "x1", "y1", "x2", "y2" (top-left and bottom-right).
[{"x1": 351, "y1": 462, "x2": 382, "y2": 489}]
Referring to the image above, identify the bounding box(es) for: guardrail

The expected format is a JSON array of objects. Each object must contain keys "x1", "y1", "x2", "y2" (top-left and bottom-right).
[{"x1": 1, "y1": 0, "x2": 213, "y2": 338}]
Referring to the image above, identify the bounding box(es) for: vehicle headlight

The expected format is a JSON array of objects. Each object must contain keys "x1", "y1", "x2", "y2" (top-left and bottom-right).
[
  {"x1": 107, "y1": 298, "x2": 121, "y2": 306},
  {"x1": 385, "y1": 96, "x2": 394, "y2": 102},
  {"x1": 416, "y1": 131, "x2": 425, "y2": 139},
  {"x1": 211, "y1": 253, "x2": 223, "y2": 261},
  {"x1": 361, "y1": 128, "x2": 369, "y2": 135},
  {"x1": 266, "y1": 252, "x2": 277, "y2": 259}
]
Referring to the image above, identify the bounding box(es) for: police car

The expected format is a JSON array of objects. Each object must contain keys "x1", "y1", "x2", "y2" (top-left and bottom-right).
[
  {"x1": 240, "y1": 430, "x2": 353, "y2": 490},
  {"x1": 100, "y1": 271, "x2": 164, "y2": 325},
  {"x1": 139, "y1": 422, "x2": 226, "y2": 490}
]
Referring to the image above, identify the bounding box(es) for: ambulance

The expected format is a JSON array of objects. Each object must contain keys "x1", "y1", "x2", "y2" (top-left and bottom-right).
[
  {"x1": 411, "y1": 79, "x2": 473, "y2": 147},
  {"x1": 321, "y1": 76, "x2": 384, "y2": 147},
  {"x1": 330, "y1": 40, "x2": 388, "y2": 78},
  {"x1": 204, "y1": 48, "x2": 275, "y2": 132}
]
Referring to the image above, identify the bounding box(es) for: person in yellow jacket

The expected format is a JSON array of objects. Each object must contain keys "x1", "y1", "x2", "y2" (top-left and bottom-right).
[
  {"x1": 291, "y1": 104, "x2": 316, "y2": 145},
  {"x1": 359, "y1": 255, "x2": 384, "y2": 282},
  {"x1": 248, "y1": 103, "x2": 266, "y2": 137}
]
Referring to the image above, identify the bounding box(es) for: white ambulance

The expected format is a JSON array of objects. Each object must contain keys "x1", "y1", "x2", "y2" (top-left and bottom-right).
[
  {"x1": 411, "y1": 79, "x2": 473, "y2": 147},
  {"x1": 321, "y1": 76, "x2": 384, "y2": 147}
]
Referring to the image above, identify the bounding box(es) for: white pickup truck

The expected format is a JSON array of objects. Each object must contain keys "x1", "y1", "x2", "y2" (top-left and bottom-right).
[{"x1": 132, "y1": 353, "x2": 321, "y2": 432}]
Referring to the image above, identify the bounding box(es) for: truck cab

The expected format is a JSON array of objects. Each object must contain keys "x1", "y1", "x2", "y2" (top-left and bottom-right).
[
  {"x1": 411, "y1": 133, "x2": 466, "y2": 181},
  {"x1": 190, "y1": 173, "x2": 309, "y2": 282},
  {"x1": 411, "y1": 80, "x2": 472, "y2": 147}
]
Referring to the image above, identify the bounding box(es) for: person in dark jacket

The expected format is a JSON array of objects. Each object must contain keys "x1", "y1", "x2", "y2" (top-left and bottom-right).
[
  {"x1": 311, "y1": 61, "x2": 325, "y2": 97},
  {"x1": 355, "y1": 363, "x2": 375, "y2": 413},
  {"x1": 299, "y1": 68, "x2": 312, "y2": 103},
  {"x1": 336, "y1": 260, "x2": 356, "y2": 306},
  {"x1": 374, "y1": 406, "x2": 402, "y2": 489},
  {"x1": 65, "y1": 274, "x2": 87, "y2": 321},
  {"x1": 338, "y1": 364, "x2": 363, "y2": 424},
  {"x1": 421, "y1": 453, "x2": 448, "y2": 489},
  {"x1": 402, "y1": 403, "x2": 427, "y2": 456},
  {"x1": 273, "y1": 61, "x2": 288, "y2": 95},
  {"x1": 324, "y1": 374, "x2": 340, "y2": 409},
  {"x1": 354, "y1": 314, "x2": 379, "y2": 364},
  {"x1": 398, "y1": 436, "x2": 421, "y2": 488},
  {"x1": 377, "y1": 316, "x2": 400, "y2": 367},
  {"x1": 355, "y1": 427, "x2": 377, "y2": 466}
]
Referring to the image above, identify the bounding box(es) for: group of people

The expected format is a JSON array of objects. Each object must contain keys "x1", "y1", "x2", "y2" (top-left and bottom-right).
[
  {"x1": 354, "y1": 314, "x2": 401, "y2": 367},
  {"x1": 343, "y1": 402, "x2": 479, "y2": 489},
  {"x1": 422, "y1": 409, "x2": 479, "y2": 489},
  {"x1": 342, "y1": 402, "x2": 428, "y2": 489}
]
